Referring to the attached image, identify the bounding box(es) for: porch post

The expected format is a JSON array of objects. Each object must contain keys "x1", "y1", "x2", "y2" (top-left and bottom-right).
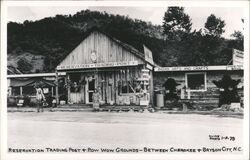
[
  {"x1": 67, "y1": 74, "x2": 71, "y2": 104},
  {"x1": 51, "y1": 87, "x2": 54, "y2": 96},
  {"x1": 20, "y1": 86, "x2": 23, "y2": 96},
  {"x1": 150, "y1": 69, "x2": 154, "y2": 107},
  {"x1": 55, "y1": 70, "x2": 59, "y2": 104}
]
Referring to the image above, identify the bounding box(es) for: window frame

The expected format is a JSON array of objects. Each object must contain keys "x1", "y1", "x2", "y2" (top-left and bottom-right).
[{"x1": 185, "y1": 72, "x2": 207, "y2": 92}]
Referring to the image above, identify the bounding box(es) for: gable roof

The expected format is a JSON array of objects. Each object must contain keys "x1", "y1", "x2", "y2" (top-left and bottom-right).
[
  {"x1": 97, "y1": 29, "x2": 145, "y2": 60},
  {"x1": 56, "y1": 27, "x2": 158, "y2": 69},
  {"x1": 65, "y1": 27, "x2": 146, "y2": 62}
]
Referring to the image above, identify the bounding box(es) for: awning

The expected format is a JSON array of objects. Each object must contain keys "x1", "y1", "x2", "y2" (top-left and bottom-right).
[{"x1": 9, "y1": 78, "x2": 56, "y2": 87}]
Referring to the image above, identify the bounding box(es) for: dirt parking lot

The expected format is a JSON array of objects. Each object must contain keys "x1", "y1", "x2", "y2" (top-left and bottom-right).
[{"x1": 7, "y1": 112, "x2": 243, "y2": 153}]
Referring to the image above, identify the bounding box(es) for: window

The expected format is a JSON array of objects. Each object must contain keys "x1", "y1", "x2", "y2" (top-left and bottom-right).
[
  {"x1": 12, "y1": 87, "x2": 20, "y2": 96},
  {"x1": 118, "y1": 79, "x2": 147, "y2": 94},
  {"x1": 185, "y1": 72, "x2": 206, "y2": 91},
  {"x1": 116, "y1": 68, "x2": 144, "y2": 95},
  {"x1": 120, "y1": 81, "x2": 140, "y2": 94},
  {"x1": 70, "y1": 73, "x2": 82, "y2": 93}
]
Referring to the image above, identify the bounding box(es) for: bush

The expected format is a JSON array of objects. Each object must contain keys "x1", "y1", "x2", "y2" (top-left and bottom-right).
[{"x1": 7, "y1": 97, "x2": 17, "y2": 107}]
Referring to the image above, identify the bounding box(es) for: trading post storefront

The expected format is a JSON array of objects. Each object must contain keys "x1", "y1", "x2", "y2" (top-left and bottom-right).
[
  {"x1": 153, "y1": 65, "x2": 244, "y2": 109},
  {"x1": 56, "y1": 29, "x2": 154, "y2": 106}
]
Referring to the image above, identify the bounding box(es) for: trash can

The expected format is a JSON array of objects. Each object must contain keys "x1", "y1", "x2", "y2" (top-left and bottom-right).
[{"x1": 156, "y1": 94, "x2": 164, "y2": 108}]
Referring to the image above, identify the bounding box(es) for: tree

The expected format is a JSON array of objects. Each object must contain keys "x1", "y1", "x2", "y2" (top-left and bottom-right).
[
  {"x1": 180, "y1": 29, "x2": 226, "y2": 66},
  {"x1": 205, "y1": 14, "x2": 225, "y2": 37},
  {"x1": 17, "y1": 58, "x2": 33, "y2": 73},
  {"x1": 162, "y1": 7, "x2": 192, "y2": 40},
  {"x1": 229, "y1": 17, "x2": 244, "y2": 51},
  {"x1": 229, "y1": 30, "x2": 244, "y2": 51},
  {"x1": 231, "y1": 30, "x2": 243, "y2": 41}
]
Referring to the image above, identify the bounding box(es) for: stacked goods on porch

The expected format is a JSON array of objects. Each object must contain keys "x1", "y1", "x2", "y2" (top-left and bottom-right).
[{"x1": 137, "y1": 69, "x2": 150, "y2": 106}]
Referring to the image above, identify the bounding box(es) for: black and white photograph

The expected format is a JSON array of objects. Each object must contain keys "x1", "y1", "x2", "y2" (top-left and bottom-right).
[{"x1": 1, "y1": 1, "x2": 249, "y2": 160}]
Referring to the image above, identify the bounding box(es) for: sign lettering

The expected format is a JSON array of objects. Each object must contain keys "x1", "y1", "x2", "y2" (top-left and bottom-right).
[
  {"x1": 155, "y1": 65, "x2": 243, "y2": 72},
  {"x1": 57, "y1": 61, "x2": 139, "y2": 70}
]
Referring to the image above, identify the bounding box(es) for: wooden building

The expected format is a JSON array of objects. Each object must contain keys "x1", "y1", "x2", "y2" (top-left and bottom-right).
[
  {"x1": 56, "y1": 29, "x2": 155, "y2": 106},
  {"x1": 8, "y1": 73, "x2": 58, "y2": 96},
  {"x1": 154, "y1": 65, "x2": 244, "y2": 108},
  {"x1": 7, "y1": 72, "x2": 66, "y2": 106}
]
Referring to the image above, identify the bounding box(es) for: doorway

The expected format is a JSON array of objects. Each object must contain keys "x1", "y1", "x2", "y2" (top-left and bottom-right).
[{"x1": 86, "y1": 77, "x2": 95, "y2": 103}]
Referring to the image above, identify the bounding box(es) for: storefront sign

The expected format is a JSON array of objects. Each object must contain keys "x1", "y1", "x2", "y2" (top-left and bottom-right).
[
  {"x1": 57, "y1": 61, "x2": 139, "y2": 70},
  {"x1": 226, "y1": 65, "x2": 244, "y2": 70},
  {"x1": 155, "y1": 65, "x2": 243, "y2": 72},
  {"x1": 143, "y1": 45, "x2": 154, "y2": 65}
]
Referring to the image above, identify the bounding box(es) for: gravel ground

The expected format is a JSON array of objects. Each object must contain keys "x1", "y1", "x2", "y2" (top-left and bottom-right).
[{"x1": 8, "y1": 112, "x2": 243, "y2": 152}]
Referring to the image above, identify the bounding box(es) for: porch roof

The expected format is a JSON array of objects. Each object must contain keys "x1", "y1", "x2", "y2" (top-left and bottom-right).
[{"x1": 9, "y1": 78, "x2": 56, "y2": 87}]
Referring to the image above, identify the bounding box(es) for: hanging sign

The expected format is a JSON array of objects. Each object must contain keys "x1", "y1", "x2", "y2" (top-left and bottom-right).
[
  {"x1": 146, "y1": 63, "x2": 153, "y2": 70},
  {"x1": 57, "y1": 61, "x2": 139, "y2": 70},
  {"x1": 143, "y1": 45, "x2": 154, "y2": 65},
  {"x1": 232, "y1": 49, "x2": 243, "y2": 65},
  {"x1": 43, "y1": 88, "x2": 49, "y2": 94}
]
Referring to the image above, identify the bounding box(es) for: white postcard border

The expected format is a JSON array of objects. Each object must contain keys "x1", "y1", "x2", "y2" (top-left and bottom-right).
[{"x1": 1, "y1": 1, "x2": 249, "y2": 160}]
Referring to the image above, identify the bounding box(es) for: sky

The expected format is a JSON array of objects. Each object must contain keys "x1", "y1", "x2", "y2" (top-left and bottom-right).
[{"x1": 7, "y1": 6, "x2": 244, "y2": 39}]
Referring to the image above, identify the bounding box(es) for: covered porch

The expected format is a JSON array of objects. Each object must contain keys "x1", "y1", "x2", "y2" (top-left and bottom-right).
[{"x1": 63, "y1": 65, "x2": 152, "y2": 107}]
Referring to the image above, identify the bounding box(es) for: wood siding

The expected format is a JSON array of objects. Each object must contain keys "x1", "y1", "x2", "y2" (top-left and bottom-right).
[
  {"x1": 70, "y1": 92, "x2": 85, "y2": 103},
  {"x1": 68, "y1": 66, "x2": 144, "y2": 104},
  {"x1": 58, "y1": 31, "x2": 144, "y2": 67},
  {"x1": 154, "y1": 70, "x2": 244, "y2": 100}
]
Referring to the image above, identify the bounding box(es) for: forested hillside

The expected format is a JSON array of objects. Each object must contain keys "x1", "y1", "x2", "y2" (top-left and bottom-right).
[{"x1": 7, "y1": 9, "x2": 243, "y2": 73}]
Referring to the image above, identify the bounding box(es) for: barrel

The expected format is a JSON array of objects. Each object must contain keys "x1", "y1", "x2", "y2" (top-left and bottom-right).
[{"x1": 156, "y1": 94, "x2": 164, "y2": 108}]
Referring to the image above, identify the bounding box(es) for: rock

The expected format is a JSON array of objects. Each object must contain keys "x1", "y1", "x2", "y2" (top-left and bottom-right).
[
  {"x1": 221, "y1": 104, "x2": 230, "y2": 111},
  {"x1": 148, "y1": 107, "x2": 155, "y2": 113}
]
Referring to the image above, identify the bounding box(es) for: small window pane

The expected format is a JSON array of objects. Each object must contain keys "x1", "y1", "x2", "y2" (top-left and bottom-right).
[
  {"x1": 12, "y1": 87, "x2": 20, "y2": 96},
  {"x1": 187, "y1": 73, "x2": 205, "y2": 90}
]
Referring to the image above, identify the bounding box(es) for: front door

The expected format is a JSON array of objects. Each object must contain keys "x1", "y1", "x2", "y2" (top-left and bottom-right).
[{"x1": 86, "y1": 78, "x2": 95, "y2": 103}]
